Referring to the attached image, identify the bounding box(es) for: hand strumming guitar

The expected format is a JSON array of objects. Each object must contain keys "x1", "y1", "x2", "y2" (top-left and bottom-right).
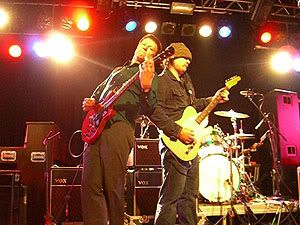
[{"x1": 178, "y1": 127, "x2": 195, "y2": 144}]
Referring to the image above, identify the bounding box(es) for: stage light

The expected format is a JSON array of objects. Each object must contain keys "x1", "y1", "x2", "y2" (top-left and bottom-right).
[
  {"x1": 271, "y1": 51, "x2": 292, "y2": 74},
  {"x1": 47, "y1": 32, "x2": 75, "y2": 63},
  {"x1": 218, "y1": 26, "x2": 232, "y2": 38},
  {"x1": 170, "y1": 2, "x2": 195, "y2": 15},
  {"x1": 33, "y1": 41, "x2": 49, "y2": 58},
  {"x1": 0, "y1": 9, "x2": 9, "y2": 29},
  {"x1": 9, "y1": 44, "x2": 22, "y2": 58},
  {"x1": 199, "y1": 25, "x2": 212, "y2": 38},
  {"x1": 144, "y1": 21, "x2": 157, "y2": 33},
  {"x1": 181, "y1": 24, "x2": 196, "y2": 36},
  {"x1": 76, "y1": 15, "x2": 90, "y2": 31},
  {"x1": 125, "y1": 20, "x2": 137, "y2": 32},
  {"x1": 60, "y1": 17, "x2": 73, "y2": 30},
  {"x1": 261, "y1": 31, "x2": 272, "y2": 43},
  {"x1": 161, "y1": 22, "x2": 176, "y2": 35},
  {"x1": 292, "y1": 57, "x2": 300, "y2": 72}
]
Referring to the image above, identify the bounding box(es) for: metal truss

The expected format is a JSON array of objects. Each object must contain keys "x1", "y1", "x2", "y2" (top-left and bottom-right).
[{"x1": 125, "y1": 0, "x2": 300, "y2": 23}]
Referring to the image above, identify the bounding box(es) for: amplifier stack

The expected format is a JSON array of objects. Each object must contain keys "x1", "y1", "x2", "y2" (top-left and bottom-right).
[{"x1": 126, "y1": 138, "x2": 162, "y2": 219}]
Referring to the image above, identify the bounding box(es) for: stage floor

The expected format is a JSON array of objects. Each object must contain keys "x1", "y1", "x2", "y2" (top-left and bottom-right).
[{"x1": 125, "y1": 198, "x2": 300, "y2": 225}]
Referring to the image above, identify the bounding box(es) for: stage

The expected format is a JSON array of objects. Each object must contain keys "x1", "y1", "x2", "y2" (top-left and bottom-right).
[{"x1": 124, "y1": 198, "x2": 300, "y2": 225}]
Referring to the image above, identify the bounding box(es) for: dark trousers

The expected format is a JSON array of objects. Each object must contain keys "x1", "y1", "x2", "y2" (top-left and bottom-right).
[
  {"x1": 154, "y1": 149, "x2": 199, "y2": 225},
  {"x1": 81, "y1": 121, "x2": 134, "y2": 225}
]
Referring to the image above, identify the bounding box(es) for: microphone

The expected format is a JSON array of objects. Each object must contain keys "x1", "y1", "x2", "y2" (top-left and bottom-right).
[
  {"x1": 43, "y1": 131, "x2": 61, "y2": 145},
  {"x1": 259, "y1": 130, "x2": 269, "y2": 143},
  {"x1": 43, "y1": 131, "x2": 53, "y2": 145},
  {"x1": 240, "y1": 89, "x2": 263, "y2": 97},
  {"x1": 255, "y1": 113, "x2": 270, "y2": 130}
]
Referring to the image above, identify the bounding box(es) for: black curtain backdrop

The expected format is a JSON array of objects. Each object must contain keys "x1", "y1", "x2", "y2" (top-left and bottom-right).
[{"x1": 0, "y1": 10, "x2": 299, "y2": 196}]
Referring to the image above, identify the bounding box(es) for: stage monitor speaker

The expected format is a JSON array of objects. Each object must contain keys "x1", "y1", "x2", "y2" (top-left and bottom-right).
[
  {"x1": 126, "y1": 168, "x2": 162, "y2": 216},
  {"x1": 263, "y1": 89, "x2": 300, "y2": 166},
  {"x1": 50, "y1": 166, "x2": 82, "y2": 223}
]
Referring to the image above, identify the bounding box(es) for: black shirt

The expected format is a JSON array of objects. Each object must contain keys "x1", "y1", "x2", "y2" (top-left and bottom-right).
[
  {"x1": 91, "y1": 62, "x2": 157, "y2": 129},
  {"x1": 151, "y1": 69, "x2": 211, "y2": 139}
]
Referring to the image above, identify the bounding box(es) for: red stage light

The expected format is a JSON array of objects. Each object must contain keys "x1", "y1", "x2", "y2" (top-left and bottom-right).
[
  {"x1": 260, "y1": 32, "x2": 272, "y2": 43},
  {"x1": 8, "y1": 44, "x2": 22, "y2": 58}
]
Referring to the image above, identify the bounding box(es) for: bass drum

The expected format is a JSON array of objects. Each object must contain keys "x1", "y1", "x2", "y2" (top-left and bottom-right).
[{"x1": 199, "y1": 154, "x2": 240, "y2": 202}]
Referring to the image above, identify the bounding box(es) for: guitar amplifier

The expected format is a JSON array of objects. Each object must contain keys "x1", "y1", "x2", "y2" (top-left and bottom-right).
[
  {"x1": 50, "y1": 166, "x2": 82, "y2": 223},
  {"x1": 134, "y1": 139, "x2": 161, "y2": 167},
  {"x1": 126, "y1": 168, "x2": 162, "y2": 216}
]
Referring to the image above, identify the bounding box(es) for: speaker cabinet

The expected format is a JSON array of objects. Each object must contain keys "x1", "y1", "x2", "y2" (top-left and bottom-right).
[
  {"x1": 126, "y1": 168, "x2": 162, "y2": 216},
  {"x1": 134, "y1": 139, "x2": 160, "y2": 167},
  {"x1": 263, "y1": 89, "x2": 300, "y2": 166},
  {"x1": 0, "y1": 170, "x2": 27, "y2": 225},
  {"x1": 50, "y1": 167, "x2": 82, "y2": 223}
]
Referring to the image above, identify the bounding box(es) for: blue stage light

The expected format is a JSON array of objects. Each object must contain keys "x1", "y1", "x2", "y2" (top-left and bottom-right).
[
  {"x1": 218, "y1": 26, "x2": 232, "y2": 38},
  {"x1": 125, "y1": 20, "x2": 137, "y2": 32}
]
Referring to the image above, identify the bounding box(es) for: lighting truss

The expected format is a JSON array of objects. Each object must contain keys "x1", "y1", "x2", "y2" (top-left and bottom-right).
[{"x1": 125, "y1": 0, "x2": 300, "y2": 23}]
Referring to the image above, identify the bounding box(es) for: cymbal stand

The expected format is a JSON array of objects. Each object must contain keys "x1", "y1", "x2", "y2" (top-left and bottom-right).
[
  {"x1": 230, "y1": 116, "x2": 239, "y2": 158},
  {"x1": 226, "y1": 116, "x2": 240, "y2": 225}
]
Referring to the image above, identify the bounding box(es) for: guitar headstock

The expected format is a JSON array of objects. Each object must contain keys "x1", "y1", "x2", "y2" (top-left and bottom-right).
[
  {"x1": 154, "y1": 46, "x2": 175, "y2": 62},
  {"x1": 225, "y1": 75, "x2": 241, "y2": 89}
]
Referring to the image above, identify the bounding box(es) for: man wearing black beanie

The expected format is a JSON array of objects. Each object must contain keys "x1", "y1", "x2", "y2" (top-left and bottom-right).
[{"x1": 151, "y1": 42, "x2": 229, "y2": 225}]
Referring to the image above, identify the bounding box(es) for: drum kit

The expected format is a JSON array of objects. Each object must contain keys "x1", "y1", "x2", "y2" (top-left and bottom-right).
[
  {"x1": 135, "y1": 109, "x2": 264, "y2": 204},
  {"x1": 199, "y1": 109, "x2": 263, "y2": 204}
]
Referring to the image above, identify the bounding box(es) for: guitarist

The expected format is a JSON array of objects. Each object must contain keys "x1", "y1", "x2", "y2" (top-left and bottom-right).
[
  {"x1": 81, "y1": 34, "x2": 162, "y2": 225},
  {"x1": 150, "y1": 42, "x2": 229, "y2": 225}
]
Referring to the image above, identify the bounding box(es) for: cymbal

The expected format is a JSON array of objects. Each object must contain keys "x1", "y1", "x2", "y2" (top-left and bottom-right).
[
  {"x1": 135, "y1": 115, "x2": 155, "y2": 125},
  {"x1": 214, "y1": 109, "x2": 250, "y2": 119}
]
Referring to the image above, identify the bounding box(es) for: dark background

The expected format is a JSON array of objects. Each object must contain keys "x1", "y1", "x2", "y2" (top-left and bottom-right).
[{"x1": 0, "y1": 6, "x2": 299, "y2": 198}]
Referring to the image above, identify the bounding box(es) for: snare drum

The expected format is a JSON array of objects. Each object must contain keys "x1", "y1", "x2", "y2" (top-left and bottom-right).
[{"x1": 199, "y1": 153, "x2": 240, "y2": 202}]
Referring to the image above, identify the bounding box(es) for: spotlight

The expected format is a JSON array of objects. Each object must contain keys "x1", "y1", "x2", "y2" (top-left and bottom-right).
[
  {"x1": 271, "y1": 51, "x2": 292, "y2": 74},
  {"x1": 292, "y1": 57, "x2": 300, "y2": 72},
  {"x1": 199, "y1": 25, "x2": 212, "y2": 38},
  {"x1": 218, "y1": 26, "x2": 232, "y2": 38},
  {"x1": 60, "y1": 17, "x2": 73, "y2": 30},
  {"x1": 161, "y1": 22, "x2": 176, "y2": 35},
  {"x1": 144, "y1": 21, "x2": 158, "y2": 33},
  {"x1": 181, "y1": 24, "x2": 196, "y2": 36},
  {"x1": 125, "y1": 20, "x2": 137, "y2": 32},
  {"x1": 76, "y1": 16, "x2": 90, "y2": 31},
  {"x1": 0, "y1": 9, "x2": 9, "y2": 29},
  {"x1": 9, "y1": 44, "x2": 22, "y2": 58},
  {"x1": 260, "y1": 31, "x2": 272, "y2": 43},
  {"x1": 170, "y1": 2, "x2": 195, "y2": 15}
]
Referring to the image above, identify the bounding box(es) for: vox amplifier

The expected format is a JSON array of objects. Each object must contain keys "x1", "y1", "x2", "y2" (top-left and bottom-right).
[
  {"x1": 126, "y1": 168, "x2": 162, "y2": 216},
  {"x1": 134, "y1": 139, "x2": 161, "y2": 167},
  {"x1": 50, "y1": 166, "x2": 82, "y2": 223}
]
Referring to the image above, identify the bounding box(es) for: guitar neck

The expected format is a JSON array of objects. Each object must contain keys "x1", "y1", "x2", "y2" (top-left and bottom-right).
[
  {"x1": 102, "y1": 72, "x2": 139, "y2": 108},
  {"x1": 195, "y1": 97, "x2": 219, "y2": 124},
  {"x1": 195, "y1": 86, "x2": 229, "y2": 124}
]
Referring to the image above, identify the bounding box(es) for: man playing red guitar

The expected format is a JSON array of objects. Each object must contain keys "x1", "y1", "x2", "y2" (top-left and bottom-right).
[{"x1": 81, "y1": 34, "x2": 162, "y2": 225}]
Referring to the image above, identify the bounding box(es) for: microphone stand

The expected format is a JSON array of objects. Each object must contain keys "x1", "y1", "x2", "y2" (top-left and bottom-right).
[
  {"x1": 43, "y1": 131, "x2": 60, "y2": 225},
  {"x1": 244, "y1": 94, "x2": 286, "y2": 197}
]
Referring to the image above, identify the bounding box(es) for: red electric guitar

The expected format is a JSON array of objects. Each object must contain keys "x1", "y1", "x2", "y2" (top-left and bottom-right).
[{"x1": 81, "y1": 47, "x2": 174, "y2": 144}]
